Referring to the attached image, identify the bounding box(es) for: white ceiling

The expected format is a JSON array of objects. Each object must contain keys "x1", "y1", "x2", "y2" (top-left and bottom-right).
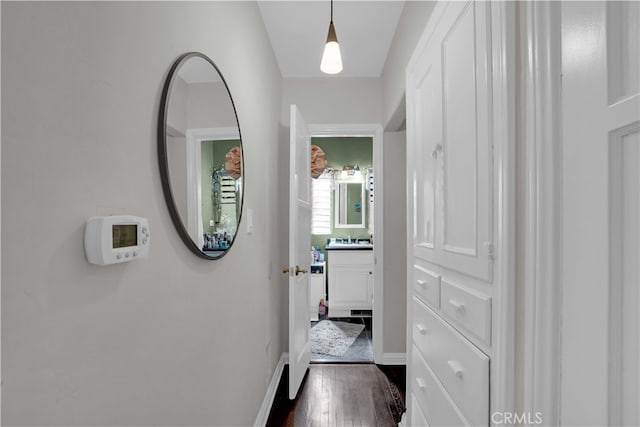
[{"x1": 258, "y1": 1, "x2": 405, "y2": 78}]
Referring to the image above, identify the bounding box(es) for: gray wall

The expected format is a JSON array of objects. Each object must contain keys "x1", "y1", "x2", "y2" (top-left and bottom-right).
[
  {"x1": 1, "y1": 2, "x2": 283, "y2": 426},
  {"x1": 282, "y1": 77, "x2": 383, "y2": 125},
  {"x1": 382, "y1": 131, "x2": 407, "y2": 354},
  {"x1": 381, "y1": 0, "x2": 437, "y2": 131}
]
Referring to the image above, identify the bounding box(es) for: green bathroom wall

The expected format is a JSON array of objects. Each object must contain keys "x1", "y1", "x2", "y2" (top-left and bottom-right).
[
  {"x1": 313, "y1": 136, "x2": 373, "y2": 170},
  {"x1": 310, "y1": 136, "x2": 373, "y2": 257}
]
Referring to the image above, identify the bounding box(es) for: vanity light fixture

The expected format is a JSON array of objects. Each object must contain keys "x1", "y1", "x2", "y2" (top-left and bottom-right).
[{"x1": 320, "y1": 0, "x2": 343, "y2": 74}]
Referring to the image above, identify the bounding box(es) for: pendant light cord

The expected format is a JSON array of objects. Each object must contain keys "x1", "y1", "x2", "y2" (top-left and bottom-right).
[{"x1": 330, "y1": 0, "x2": 333, "y2": 23}]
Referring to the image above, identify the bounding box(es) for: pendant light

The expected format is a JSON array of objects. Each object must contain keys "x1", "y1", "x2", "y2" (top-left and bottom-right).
[{"x1": 320, "y1": 0, "x2": 343, "y2": 74}]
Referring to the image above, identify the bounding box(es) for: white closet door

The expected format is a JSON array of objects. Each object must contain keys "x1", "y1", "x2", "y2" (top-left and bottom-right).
[
  {"x1": 407, "y1": 0, "x2": 494, "y2": 283},
  {"x1": 408, "y1": 29, "x2": 439, "y2": 261},
  {"x1": 561, "y1": 1, "x2": 640, "y2": 425}
]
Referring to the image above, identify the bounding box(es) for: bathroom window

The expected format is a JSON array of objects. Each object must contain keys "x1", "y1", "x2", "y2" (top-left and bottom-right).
[{"x1": 312, "y1": 172, "x2": 332, "y2": 235}]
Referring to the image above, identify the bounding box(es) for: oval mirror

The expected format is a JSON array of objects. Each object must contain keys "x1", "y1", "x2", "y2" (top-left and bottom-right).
[{"x1": 158, "y1": 52, "x2": 244, "y2": 259}]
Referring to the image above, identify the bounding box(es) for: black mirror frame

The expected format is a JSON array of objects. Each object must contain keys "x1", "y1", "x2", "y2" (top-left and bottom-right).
[{"x1": 158, "y1": 52, "x2": 244, "y2": 260}]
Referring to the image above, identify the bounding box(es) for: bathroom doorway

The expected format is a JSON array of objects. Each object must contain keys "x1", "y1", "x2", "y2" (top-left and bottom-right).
[{"x1": 307, "y1": 125, "x2": 383, "y2": 363}]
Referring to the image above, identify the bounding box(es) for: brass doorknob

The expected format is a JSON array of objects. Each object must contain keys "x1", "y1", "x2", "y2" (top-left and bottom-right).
[
  {"x1": 295, "y1": 265, "x2": 308, "y2": 275},
  {"x1": 282, "y1": 267, "x2": 290, "y2": 274}
]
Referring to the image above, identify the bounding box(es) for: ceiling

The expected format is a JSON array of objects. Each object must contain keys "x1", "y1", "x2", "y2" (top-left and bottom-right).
[{"x1": 258, "y1": 1, "x2": 405, "y2": 78}]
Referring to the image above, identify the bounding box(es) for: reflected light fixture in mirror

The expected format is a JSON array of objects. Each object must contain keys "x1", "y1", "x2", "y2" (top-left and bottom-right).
[
  {"x1": 158, "y1": 52, "x2": 244, "y2": 260},
  {"x1": 320, "y1": 0, "x2": 343, "y2": 74}
]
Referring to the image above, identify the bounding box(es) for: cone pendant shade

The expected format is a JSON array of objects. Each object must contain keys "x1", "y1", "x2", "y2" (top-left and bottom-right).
[{"x1": 320, "y1": 21, "x2": 343, "y2": 74}]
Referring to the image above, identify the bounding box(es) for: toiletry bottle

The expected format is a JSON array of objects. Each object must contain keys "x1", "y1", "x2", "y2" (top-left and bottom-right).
[{"x1": 319, "y1": 298, "x2": 327, "y2": 318}]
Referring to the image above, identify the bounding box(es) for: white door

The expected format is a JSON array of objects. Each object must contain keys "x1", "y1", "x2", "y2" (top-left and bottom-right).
[
  {"x1": 288, "y1": 104, "x2": 312, "y2": 399},
  {"x1": 561, "y1": 1, "x2": 639, "y2": 425}
]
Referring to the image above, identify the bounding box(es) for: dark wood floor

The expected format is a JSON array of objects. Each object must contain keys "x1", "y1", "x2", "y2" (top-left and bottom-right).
[{"x1": 266, "y1": 364, "x2": 406, "y2": 427}]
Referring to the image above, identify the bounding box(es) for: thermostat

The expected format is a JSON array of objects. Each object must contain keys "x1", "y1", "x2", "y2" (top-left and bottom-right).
[{"x1": 84, "y1": 215, "x2": 150, "y2": 265}]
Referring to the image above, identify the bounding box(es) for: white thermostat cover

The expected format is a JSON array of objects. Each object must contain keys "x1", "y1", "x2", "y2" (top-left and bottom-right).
[{"x1": 84, "y1": 215, "x2": 150, "y2": 265}]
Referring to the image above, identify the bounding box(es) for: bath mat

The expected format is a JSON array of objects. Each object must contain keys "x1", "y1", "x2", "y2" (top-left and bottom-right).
[{"x1": 311, "y1": 320, "x2": 365, "y2": 356}]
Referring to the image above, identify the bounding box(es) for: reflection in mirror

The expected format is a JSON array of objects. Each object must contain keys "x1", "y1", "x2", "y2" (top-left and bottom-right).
[
  {"x1": 203, "y1": 139, "x2": 241, "y2": 244},
  {"x1": 159, "y1": 52, "x2": 243, "y2": 259},
  {"x1": 335, "y1": 181, "x2": 365, "y2": 228}
]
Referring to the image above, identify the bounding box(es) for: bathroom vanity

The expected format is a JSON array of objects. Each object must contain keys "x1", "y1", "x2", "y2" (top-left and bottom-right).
[{"x1": 326, "y1": 244, "x2": 373, "y2": 317}]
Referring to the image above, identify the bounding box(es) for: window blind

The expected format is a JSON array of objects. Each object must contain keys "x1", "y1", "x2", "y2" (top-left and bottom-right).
[{"x1": 312, "y1": 172, "x2": 332, "y2": 235}]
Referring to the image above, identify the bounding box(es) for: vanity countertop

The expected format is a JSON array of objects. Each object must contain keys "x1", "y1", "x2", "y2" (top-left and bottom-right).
[{"x1": 325, "y1": 243, "x2": 373, "y2": 251}]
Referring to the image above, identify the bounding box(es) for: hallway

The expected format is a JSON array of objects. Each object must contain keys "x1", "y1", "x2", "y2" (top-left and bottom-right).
[{"x1": 266, "y1": 364, "x2": 405, "y2": 426}]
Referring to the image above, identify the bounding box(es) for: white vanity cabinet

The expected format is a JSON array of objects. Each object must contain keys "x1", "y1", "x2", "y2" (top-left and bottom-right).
[{"x1": 327, "y1": 250, "x2": 373, "y2": 318}]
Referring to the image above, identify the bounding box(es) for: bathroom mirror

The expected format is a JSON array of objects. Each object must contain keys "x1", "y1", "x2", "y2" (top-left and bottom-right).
[
  {"x1": 335, "y1": 181, "x2": 366, "y2": 228},
  {"x1": 158, "y1": 52, "x2": 244, "y2": 259}
]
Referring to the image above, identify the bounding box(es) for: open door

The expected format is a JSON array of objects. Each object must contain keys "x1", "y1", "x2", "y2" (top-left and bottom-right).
[{"x1": 288, "y1": 105, "x2": 312, "y2": 399}]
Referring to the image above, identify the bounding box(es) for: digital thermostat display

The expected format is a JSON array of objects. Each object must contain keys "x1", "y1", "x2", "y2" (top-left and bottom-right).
[
  {"x1": 112, "y1": 224, "x2": 137, "y2": 248},
  {"x1": 84, "y1": 215, "x2": 150, "y2": 265}
]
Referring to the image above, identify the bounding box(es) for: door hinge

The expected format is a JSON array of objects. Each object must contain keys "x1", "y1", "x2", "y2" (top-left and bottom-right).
[{"x1": 484, "y1": 242, "x2": 495, "y2": 261}]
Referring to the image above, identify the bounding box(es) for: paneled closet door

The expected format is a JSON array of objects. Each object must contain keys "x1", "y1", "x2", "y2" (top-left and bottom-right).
[
  {"x1": 561, "y1": 1, "x2": 639, "y2": 425},
  {"x1": 408, "y1": 31, "x2": 440, "y2": 263},
  {"x1": 407, "y1": 0, "x2": 494, "y2": 283}
]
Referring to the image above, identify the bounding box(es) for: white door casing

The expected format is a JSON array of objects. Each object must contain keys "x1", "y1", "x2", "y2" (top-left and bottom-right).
[
  {"x1": 521, "y1": 1, "x2": 563, "y2": 423},
  {"x1": 288, "y1": 105, "x2": 312, "y2": 399},
  {"x1": 308, "y1": 123, "x2": 384, "y2": 363},
  {"x1": 561, "y1": 1, "x2": 640, "y2": 425}
]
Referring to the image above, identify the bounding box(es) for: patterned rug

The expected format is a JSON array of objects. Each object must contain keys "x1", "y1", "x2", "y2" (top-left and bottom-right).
[{"x1": 311, "y1": 320, "x2": 365, "y2": 356}]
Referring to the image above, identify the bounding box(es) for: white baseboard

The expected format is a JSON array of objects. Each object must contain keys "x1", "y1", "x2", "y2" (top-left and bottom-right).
[
  {"x1": 381, "y1": 353, "x2": 406, "y2": 365},
  {"x1": 254, "y1": 353, "x2": 287, "y2": 427}
]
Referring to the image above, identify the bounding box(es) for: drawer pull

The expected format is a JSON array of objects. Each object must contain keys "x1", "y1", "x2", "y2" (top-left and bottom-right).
[
  {"x1": 416, "y1": 377, "x2": 427, "y2": 390},
  {"x1": 416, "y1": 323, "x2": 429, "y2": 335},
  {"x1": 416, "y1": 279, "x2": 428, "y2": 288},
  {"x1": 447, "y1": 360, "x2": 464, "y2": 378},
  {"x1": 448, "y1": 299, "x2": 466, "y2": 313}
]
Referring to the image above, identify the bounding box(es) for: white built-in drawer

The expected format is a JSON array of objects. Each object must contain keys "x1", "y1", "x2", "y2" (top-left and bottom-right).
[
  {"x1": 412, "y1": 298, "x2": 489, "y2": 426},
  {"x1": 410, "y1": 394, "x2": 430, "y2": 426},
  {"x1": 414, "y1": 265, "x2": 440, "y2": 309},
  {"x1": 440, "y1": 279, "x2": 492, "y2": 345},
  {"x1": 412, "y1": 346, "x2": 469, "y2": 426}
]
